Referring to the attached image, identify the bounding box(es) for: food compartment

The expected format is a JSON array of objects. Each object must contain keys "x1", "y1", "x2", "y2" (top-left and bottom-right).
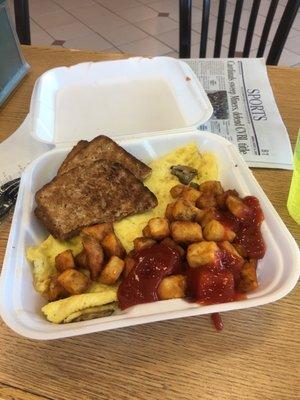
[{"x1": 1, "y1": 130, "x2": 299, "y2": 339}]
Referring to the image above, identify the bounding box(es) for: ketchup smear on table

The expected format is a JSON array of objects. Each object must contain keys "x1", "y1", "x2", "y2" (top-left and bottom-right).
[{"x1": 118, "y1": 243, "x2": 182, "y2": 310}]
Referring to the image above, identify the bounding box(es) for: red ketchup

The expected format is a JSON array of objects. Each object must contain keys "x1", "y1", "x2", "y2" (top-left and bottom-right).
[
  {"x1": 211, "y1": 313, "x2": 224, "y2": 331},
  {"x1": 233, "y1": 196, "x2": 265, "y2": 259},
  {"x1": 187, "y1": 195, "x2": 264, "y2": 307},
  {"x1": 118, "y1": 243, "x2": 182, "y2": 310}
]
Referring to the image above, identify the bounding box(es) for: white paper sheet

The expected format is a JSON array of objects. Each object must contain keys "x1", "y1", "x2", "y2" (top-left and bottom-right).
[{"x1": 0, "y1": 116, "x2": 50, "y2": 187}]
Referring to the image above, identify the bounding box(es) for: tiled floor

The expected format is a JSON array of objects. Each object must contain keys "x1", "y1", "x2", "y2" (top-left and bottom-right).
[{"x1": 7, "y1": 0, "x2": 300, "y2": 65}]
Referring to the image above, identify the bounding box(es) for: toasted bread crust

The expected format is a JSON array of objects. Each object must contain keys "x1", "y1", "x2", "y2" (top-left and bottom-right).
[
  {"x1": 35, "y1": 160, "x2": 157, "y2": 240},
  {"x1": 57, "y1": 135, "x2": 151, "y2": 180},
  {"x1": 59, "y1": 140, "x2": 88, "y2": 169}
]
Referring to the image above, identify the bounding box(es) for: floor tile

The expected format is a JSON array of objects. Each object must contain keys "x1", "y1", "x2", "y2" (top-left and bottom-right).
[
  {"x1": 156, "y1": 28, "x2": 198, "y2": 52},
  {"x1": 267, "y1": 24, "x2": 300, "y2": 45},
  {"x1": 281, "y1": 34, "x2": 300, "y2": 54},
  {"x1": 148, "y1": 0, "x2": 179, "y2": 21},
  {"x1": 46, "y1": 22, "x2": 95, "y2": 41},
  {"x1": 137, "y1": 0, "x2": 159, "y2": 4},
  {"x1": 98, "y1": 24, "x2": 148, "y2": 46},
  {"x1": 31, "y1": 29, "x2": 54, "y2": 46},
  {"x1": 115, "y1": 5, "x2": 158, "y2": 22},
  {"x1": 192, "y1": 15, "x2": 232, "y2": 40},
  {"x1": 118, "y1": 36, "x2": 172, "y2": 56},
  {"x1": 164, "y1": 50, "x2": 179, "y2": 58},
  {"x1": 292, "y1": 11, "x2": 300, "y2": 31},
  {"x1": 96, "y1": 0, "x2": 141, "y2": 11},
  {"x1": 242, "y1": 0, "x2": 286, "y2": 19},
  {"x1": 100, "y1": 46, "x2": 122, "y2": 53},
  {"x1": 29, "y1": 0, "x2": 62, "y2": 18},
  {"x1": 250, "y1": 44, "x2": 300, "y2": 66},
  {"x1": 32, "y1": 10, "x2": 77, "y2": 30},
  {"x1": 222, "y1": 28, "x2": 264, "y2": 52},
  {"x1": 63, "y1": 32, "x2": 113, "y2": 51},
  {"x1": 225, "y1": 8, "x2": 264, "y2": 30},
  {"x1": 89, "y1": 16, "x2": 127, "y2": 34},
  {"x1": 58, "y1": 0, "x2": 97, "y2": 11},
  {"x1": 190, "y1": 38, "x2": 225, "y2": 58},
  {"x1": 52, "y1": 39, "x2": 65, "y2": 46},
  {"x1": 69, "y1": 3, "x2": 114, "y2": 21},
  {"x1": 29, "y1": 19, "x2": 43, "y2": 33},
  {"x1": 70, "y1": 5, "x2": 126, "y2": 30},
  {"x1": 192, "y1": 0, "x2": 226, "y2": 18},
  {"x1": 135, "y1": 16, "x2": 178, "y2": 35}
]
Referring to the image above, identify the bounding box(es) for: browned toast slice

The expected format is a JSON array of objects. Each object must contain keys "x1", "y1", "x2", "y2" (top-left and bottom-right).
[
  {"x1": 60, "y1": 140, "x2": 88, "y2": 166},
  {"x1": 57, "y1": 135, "x2": 151, "y2": 180},
  {"x1": 35, "y1": 160, "x2": 157, "y2": 240}
]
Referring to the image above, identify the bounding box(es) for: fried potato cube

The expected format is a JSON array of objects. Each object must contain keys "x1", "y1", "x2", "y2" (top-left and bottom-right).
[
  {"x1": 124, "y1": 256, "x2": 136, "y2": 277},
  {"x1": 157, "y1": 275, "x2": 187, "y2": 300},
  {"x1": 99, "y1": 256, "x2": 125, "y2": 285},
  {"x1": 165, "y1": 202, "x2": 175, "y2": 221},
  {"x1": 226, "y1": 195, "x2": 250, "y2": 219},
  {"x1": 199, "y1": 180, "x2": 224, "y2": 196},
  {"x1": 57, "y1": 269, "x2": 90, "y2": 295},
  {"x1": 170, "y1": 184, "x2": 185, "y2": 198},
  {"x1": 194, "y1": 208, "x2": 206, "y2": 224},
  {"x1": 101, "y1": 232, "x2": 126, "y2": 258},
  {"x1": 46, "y1": 275, "x2": 66, "y2": 301},
  {"x1": 74, "y1": 250, "x2": 88, "y2": 269},
  {"x1": 218, "y1": 241, "x2": 243, "y2": 259},
  {"x1": 161, "y1": 237, "x2": 185, "y2": 258},
  {"x1": 181, "y1": 187, "x2": 201, "y2": 203},
  {"x1": 189, "y1": 182, "x2": 200, "y2": 190},
  {"x1": 170, "y1": 221, "x2": 203, "y2": 244},
  {"x1": 187, "y1": 241, "x2": 220, "y2": 268},
  {"x1": 172, "y1": 199, "x2": 198, "y2": 221},
  {"x1": 82, "y1": 234, "x2": 104, "y2": 280},
  {"x1": 196, "y1": 193, "x2": 218, "y2": 209},
  {"x1": 203, "y1": 220, "x2": 236, "y2": 242},
  {"x1": 238, "y1": 260, "x2": 258, "y2": 292},
  {"x1": 232, "y1": 243, "x2": 247, "y2": 258},
  {"x1": 81, "y1": 222, "x2": 113, "y2": 242},
  {"x1": 144, "y1": 217, "x2": 170, "y2": 240},
  {"x1": 133, "y1": 237, "x2": 156, "y2": 251},
  {"x1": 199, "y1": 208, "x2": 219, "y2": 227},
  {"x1": 216, "y1": 190, "x2": 238, "y2": 208},
  {"x1": 142, "y1": 225, "x2": 151, "y2": 238},
  {"x1": 55, "y1": 249, "x2": 75, "y2": 273}
]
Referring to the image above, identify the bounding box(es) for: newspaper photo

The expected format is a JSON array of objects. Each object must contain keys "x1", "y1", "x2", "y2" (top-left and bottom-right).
[{"x1": 185, "y1": 58, "x2": 293, "y2": 169}]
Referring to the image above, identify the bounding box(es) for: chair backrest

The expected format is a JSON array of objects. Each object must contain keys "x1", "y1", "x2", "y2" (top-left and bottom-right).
[
  {"x1": 13, "y1": 0, "x2": 30, "y2": 45},
  {"x1": 179, "y1": 0, "x2": 300, "y2": 65}
]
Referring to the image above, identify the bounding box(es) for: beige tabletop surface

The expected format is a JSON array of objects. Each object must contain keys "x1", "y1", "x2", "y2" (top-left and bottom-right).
[{"x1": 0, "y1": 46, "x2": 299, "y2": 400}]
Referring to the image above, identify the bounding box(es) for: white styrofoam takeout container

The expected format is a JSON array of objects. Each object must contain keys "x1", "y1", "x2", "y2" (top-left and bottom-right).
[
  {"x1": 1, "y1": 130, "x2": 300, "y2": 340},
  {"x1": 0, "y1": 57, "x2": 299, "y2": 340}
]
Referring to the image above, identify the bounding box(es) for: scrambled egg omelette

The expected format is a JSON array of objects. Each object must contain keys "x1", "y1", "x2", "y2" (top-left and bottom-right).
[
  {"x1": 26, "y1": 143, "x2": 218, "y2": 323},
  {"x1": 115, "y1": 143, "x2": 218, "y2": 251}
]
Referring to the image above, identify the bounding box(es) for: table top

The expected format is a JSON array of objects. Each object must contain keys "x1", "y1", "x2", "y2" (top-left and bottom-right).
[{"x1": 0, "y1": 46, "x2": 299, "y2": 400}]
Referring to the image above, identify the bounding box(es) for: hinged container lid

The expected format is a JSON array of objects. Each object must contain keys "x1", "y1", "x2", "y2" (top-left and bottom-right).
[{"x1": 29, "y1": 57, "x2": 213, "y2": 146}]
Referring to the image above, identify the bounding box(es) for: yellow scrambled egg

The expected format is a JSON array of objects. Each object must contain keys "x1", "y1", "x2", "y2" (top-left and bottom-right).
[
  {"x1": 26, "y1": 235, "x2": 83, "y2": 294},
  {"x1": 114, "y1": 143, "x2": 218, "y2": 251},
  {"x1": 27, "y1": 143, "x2": 218, "y2": 323}
]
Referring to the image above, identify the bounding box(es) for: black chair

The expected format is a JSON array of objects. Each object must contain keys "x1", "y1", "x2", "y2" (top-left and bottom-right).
[
  {"x1": 179, "y1": 0, "x2": 300, "y2": 65},
  {"x1": 13, "y1": 0, "x2": 30, "y2": 45}
]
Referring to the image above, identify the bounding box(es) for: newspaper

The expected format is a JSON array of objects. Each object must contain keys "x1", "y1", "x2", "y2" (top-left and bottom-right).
[{"x1": 185, "y1": 58, "x2": 293, "y2": 169}]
